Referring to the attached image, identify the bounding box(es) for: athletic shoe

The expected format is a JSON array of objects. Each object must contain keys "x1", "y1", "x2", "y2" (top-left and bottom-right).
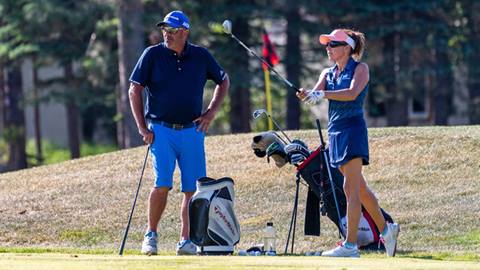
[
  {"x1": 176, "y1": 239, "x2": 197, "y2": 255},
  {"x1": 141, "y1": 231, "x2": 158, "y2": 255},
  {"x1": 381, "y1": 222, "x2": 400, "y2": 257},
  {"x1": 321, "y1": 243, "x2": 360, "y2": 258}
]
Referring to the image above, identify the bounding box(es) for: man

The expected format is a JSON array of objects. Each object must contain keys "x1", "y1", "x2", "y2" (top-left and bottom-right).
[{"x1": 128, "y1": 10, "x2": 230, "y2": 255}]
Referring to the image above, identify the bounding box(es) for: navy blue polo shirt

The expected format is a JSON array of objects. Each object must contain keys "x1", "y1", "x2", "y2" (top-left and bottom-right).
[{"x1": 129, "y1": 42, "x2": 226, "y2": 124}]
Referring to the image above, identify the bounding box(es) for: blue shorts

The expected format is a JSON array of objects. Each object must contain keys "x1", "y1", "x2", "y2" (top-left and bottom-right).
[
  {"x1": 327, "y1": 116, "x2": 369, "y2": 168},
  {"x1": 149, "y1": 122, "x2": 206, "y2": 192}
]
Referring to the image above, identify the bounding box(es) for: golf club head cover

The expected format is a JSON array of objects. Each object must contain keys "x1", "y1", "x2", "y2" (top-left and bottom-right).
[
  {"x1": 284, "y1": 139, "x2": 310, "y2": 165},
  {"x1": 266, "y1": 141, "x2": 287, "y2": 168},
  {"x1": 251, "y1": 131, "x2": 285, "y2": 158}
]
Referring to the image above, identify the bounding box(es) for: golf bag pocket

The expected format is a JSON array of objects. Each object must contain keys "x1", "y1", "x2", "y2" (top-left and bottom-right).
[
  {"x1": 298, "y1": 148, "x2": 347, "y2": 228},
  {"x1": 297, "y1": 147, "x2": 394, "y2": 250},
  {"x1": 189, "y1": 177, "x2": 240, "y2": 255}
]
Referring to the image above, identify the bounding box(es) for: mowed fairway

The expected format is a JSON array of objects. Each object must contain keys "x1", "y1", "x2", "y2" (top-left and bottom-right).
[
  {"x1": 0, "y1": 254, "x2": 479, "y2": 270},
  {"x1": 0, "y1": 126, "x2": 479, "y2": 269}
]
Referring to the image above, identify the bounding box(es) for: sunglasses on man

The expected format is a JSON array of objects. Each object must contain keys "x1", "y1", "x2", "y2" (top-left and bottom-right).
[
  {"x1": 161, "y1": 26, "x2": 183, "y2": 34},
  {"x1": 325, "y1": 41, "x2": 348, "y2": 48}
]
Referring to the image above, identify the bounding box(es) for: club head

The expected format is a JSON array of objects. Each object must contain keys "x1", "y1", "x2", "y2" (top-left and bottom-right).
[
  {"x1": 252, "y1": 109, "x2": 267, "y2": 119},
  {"x1": 222, "y1": 20, "x2": 232, "y2": 35}
]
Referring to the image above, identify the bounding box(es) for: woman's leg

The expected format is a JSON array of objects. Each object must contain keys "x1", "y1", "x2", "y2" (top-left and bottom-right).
[
  {"x1": 358, "y1": 178, "x2": 386, "y2": 232},
  {"x1": 340, "y1": 158, "x2": 364, "y2": 244}
]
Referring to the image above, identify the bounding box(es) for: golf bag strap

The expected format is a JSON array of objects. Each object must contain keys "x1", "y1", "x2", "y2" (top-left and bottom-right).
[{"x1": 304, "y1": 187, "x2": 320, "y2": 236}]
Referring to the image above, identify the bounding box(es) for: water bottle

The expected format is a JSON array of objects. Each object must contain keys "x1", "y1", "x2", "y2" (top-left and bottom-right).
[{"x1": 263, "y1": 222, "x2": 277, "y2": 255}]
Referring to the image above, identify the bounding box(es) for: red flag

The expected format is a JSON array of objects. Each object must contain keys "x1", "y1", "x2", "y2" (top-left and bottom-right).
[{"x1": 262, "y1": 30, "x2": 279, "y2": 70}]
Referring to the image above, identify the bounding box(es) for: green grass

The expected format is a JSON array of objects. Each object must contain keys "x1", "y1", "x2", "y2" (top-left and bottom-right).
[
  {"x1": 0, "y1": 126, "x2": 479, "y2": 267},
  {"x1": 0, "y1": 253, "x2": 479, "y2": 270},
  {"x1": 25, "y1": 139, "x2": 117, "y2": 165}
]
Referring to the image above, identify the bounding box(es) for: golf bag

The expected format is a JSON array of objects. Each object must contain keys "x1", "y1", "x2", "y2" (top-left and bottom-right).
[
  {"x1": 297, "y1": 147, "x2": 394, "y2": 249},
  {"x1": 189, "y1": 177, "x2": 240, "y2": 255}
]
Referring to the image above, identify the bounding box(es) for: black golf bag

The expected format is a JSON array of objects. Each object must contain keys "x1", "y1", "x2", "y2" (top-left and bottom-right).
[
  {"x1": 189, "y1": 177, "x2": 241, "y2": 255},
  {"x1": 297, "y1": 147, "x2": 394, "y2": 249}
]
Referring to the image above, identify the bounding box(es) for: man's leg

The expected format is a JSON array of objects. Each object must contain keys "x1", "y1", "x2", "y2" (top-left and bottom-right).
[
  {"x1": 176, "y1": 127, "x2": 205, "y2": 255},
  {"x1": 180, "y1": 191, "x2": 194, "y2": 240},
  {"x1": 148, "y1": 187, "x2": 169, "y2": 232},
  {"x1": 142, "y1": 123, "x2": 176, "y2": 255}
]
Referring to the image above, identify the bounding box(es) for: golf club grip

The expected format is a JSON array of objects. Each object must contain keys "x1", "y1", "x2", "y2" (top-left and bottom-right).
[
  {"x1": 315, "y1": 119, "x2": 325, "y2": 147},
  {"x1": 119, "y1": 145, "x2": 150, "y2": 255}
]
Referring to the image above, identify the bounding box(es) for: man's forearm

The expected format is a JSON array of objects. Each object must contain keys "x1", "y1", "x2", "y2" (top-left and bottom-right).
[
  {"x1": 208, "y1": 74, "x2": 230, "y2": 113},
  {"x1": 128, "y1": 83, "x2": 147, "y2": 132}
]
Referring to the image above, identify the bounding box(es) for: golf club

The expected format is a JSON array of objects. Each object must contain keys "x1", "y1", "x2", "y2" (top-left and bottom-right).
[
  {"x1": 316, "y1": 119, "x2": 342, "y2": 235},
  {"x1": 253, "y1": 108, "x2": 292, "y2": 143},
  {"x1": 119, "y1": 146, "x2": 150, "y2": 256},
  {"x1": 222, "y1": 20, "x2": 300, "y2": 93}
]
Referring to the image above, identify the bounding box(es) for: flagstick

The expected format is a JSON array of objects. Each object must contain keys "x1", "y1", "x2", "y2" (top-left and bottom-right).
[{"x1": 264, "y1": 68, "x2": 273, "y2": 130}]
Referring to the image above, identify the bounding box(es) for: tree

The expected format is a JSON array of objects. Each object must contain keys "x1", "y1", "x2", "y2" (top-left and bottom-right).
[
  {"x1": 463, "y1": 0, "x2": 480, "y2": 124},
  {"x1": 21, "y1": 0, "x2": 106, "y2": 158},
  {"x1": 0, "y1": 0, "x2": 36, "y2": 171},
  {"x1": 3, "y1": 65, "x2": 27, "y2": 170},
  {"x1": 115, "y1": 0, "x2": 144, "y2": 148},
  {"x1": 227, "y1": 16, "x2": 252, "y2": 133},
  {"x1": 285, "y1": 0, "x2": 301, "y2": 130}
]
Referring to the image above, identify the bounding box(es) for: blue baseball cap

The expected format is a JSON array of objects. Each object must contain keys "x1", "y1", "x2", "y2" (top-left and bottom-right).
[{"x1": 156, "y1": 10, "x2": 190, "y2": 29}]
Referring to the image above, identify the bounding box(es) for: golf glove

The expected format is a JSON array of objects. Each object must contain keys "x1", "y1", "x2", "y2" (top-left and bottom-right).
[{"x1": 304, "y1": 90, "x2": 325, "y2": 105}]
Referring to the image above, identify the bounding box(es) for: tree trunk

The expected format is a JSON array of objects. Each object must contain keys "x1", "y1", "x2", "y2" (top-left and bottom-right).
[
  {"x1": 116, "y1": 0, "x2": 144, "y2": 148},
  {"x1": 432, "y1": 32, "x2": 452, "y2": 125},
  {"x1": 0, "y1": 64, "x2": 4, "y2": 133},
  {"x1": 465, "y1": 1, "x2": 480, "y2": 124},
  {"x1": 32, "y1": 58, "x2": 43, "y2": 163},
  {"x1": 285, "y1": 0, "x2": 301, "y2": 130},
  {"x1": 229, "y1": 17, "x2": 251, "y2": 133},
  {"x1": 4, "y1": 64, "x2": 27, "y2": 171},
  {"x1": 64, "y1": 62, "x2": 80, "y2": 159},
  {"x1": 384, "y1": 32, "x2": 408, "y2": 126}
]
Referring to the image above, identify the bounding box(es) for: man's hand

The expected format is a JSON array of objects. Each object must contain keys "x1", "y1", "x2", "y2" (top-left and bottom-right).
[
  {"x1": 194, "y1": 108, "x2": 215, "y2": 133},
  {"x1": 139, "y1": 128, "x2": 154, "y2": 144}
]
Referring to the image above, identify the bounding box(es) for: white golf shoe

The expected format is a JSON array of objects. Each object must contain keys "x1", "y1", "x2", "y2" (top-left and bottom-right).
[
  {"x1": 381, "y1": 222, "x2": 400, "y2": 257},
  {"x1": 321, "y1": 243, "x2": 360, "y2": 258},
  {"x1": 141, "y1": 231, "x2": 158, "y2": 255},
  {"x1": 176, "y1": 239, "x2": 197, "y2": 255}
]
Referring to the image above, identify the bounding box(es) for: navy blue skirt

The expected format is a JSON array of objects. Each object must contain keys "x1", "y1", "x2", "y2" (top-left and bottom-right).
[{"x1": 327, "y1": 116, "x2": 369, "y2": 168}]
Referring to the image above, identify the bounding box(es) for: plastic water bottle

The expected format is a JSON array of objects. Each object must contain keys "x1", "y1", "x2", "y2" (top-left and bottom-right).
[{"x1": 263, "y1": 222, "x2": 277, "y2": 255}]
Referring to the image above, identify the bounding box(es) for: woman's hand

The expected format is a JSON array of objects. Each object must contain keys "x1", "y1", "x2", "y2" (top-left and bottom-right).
[
  {"x1": 296, "y1": 88, "x2": 309, "y2": 100},
  {"x1": 297, "y1": 88, "x2": 325, "y2": 104}
]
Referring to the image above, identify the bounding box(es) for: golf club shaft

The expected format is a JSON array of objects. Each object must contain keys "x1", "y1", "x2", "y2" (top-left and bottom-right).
[
  {"x1": 316, "y1": 120, "x2": 342, "y2": 235},
  {"x1": 269, "y1": 114, "x2": 292, "y2": 143},
  {"x1": 230, "y1": 34, "x2": 300, "y2": 93},
  {"x1": 119, "y1": 146, "x2": 150, "y2": 256},
  {"x1": 316, "y1": 119, "x2": 326, "y2": 147},
  {"x1": 322, "y1": 150, "x2": 343, "y2": 235}
]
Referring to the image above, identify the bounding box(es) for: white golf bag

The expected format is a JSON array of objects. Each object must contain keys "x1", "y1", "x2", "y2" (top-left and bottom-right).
[{"x1": 189, "y1": 177, "x2": 240, "y2": 255}]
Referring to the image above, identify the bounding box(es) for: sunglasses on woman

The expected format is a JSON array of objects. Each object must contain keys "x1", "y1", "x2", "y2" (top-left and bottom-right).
[
  {"x1": 161, "y1": 26, "x2": 182, "y2": 34},
  {"x1": 326, "y1": 41, "x2": 348, "y2": 48}
]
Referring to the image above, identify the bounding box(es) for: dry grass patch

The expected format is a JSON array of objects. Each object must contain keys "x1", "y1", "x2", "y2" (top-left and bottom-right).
[{"x1": 0, "y1": 126, "x2": 479, "y2": 255}]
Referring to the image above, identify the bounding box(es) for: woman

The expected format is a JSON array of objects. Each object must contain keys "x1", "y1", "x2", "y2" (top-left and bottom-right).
[{"x1": 297, "y1": 29, "x2": 399, "y2": 258}]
